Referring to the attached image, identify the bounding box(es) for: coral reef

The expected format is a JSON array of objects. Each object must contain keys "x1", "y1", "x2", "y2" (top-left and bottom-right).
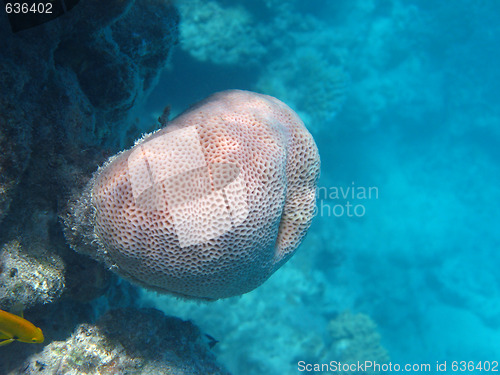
[
  {"x1": 0, "y1": 0, "x2": 179, "y2": 224},
  {"x1": 146, "y1": 0, "x2": 500, "y2": 368},
  {"x1": 328, "y1": 311, "x2": 389, "y2": 370},
  {"x1": 175, "y1": 0, "x2": 349, "y2": 131},
  {"x1": 255, "y1": 47, "x2": 348, "y2": 131},
  {"x1": 4, "y1": 0, "x2": 496, "y2": 371},
  {"x1": 0, "y1": 3, "x2": 181, "y2": 369},
  {"x1": 177, "y1": 0, "x2": 265, "y2": 65},
  {"x1": 65, "y1": 90, "x2": 320, "y2": 300},
  {"x1": 138, "y1": 271, "x2": 388, "y2": 375},
  {"x1": 0, "y1": 0, "x2": 179, "y2": 305},
  {"x1": 0, "y1": 241, "x2": 64, "y2": 310},
  {"x1": 13, "y1": 308, "x2": 230, "y2": 375},
  {"x1": 53, "y1": 1, "x2": 178, "y2": 122},
  {"x1": 0, "y1": 60, "x2": 33, "y2": 225}
]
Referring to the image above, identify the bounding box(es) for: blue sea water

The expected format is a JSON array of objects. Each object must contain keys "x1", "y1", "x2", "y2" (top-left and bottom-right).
[{"x1": 138, "y1": 0, "x2": 500, "y2": 373}]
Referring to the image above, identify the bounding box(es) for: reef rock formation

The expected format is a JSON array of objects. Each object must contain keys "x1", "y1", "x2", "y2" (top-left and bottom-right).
[
  {"x1": 14, "y1": 308, "x2": 230, "y2": 375},
  {"x1": 328, "y1": 311, "x2": 390, "y2": 370},
  {"x1": 0, "y1": 0, "x2": 179, "y2": 309},
  {"x1": 0, "y1": 241, "x2": 65, "y2": 309}
]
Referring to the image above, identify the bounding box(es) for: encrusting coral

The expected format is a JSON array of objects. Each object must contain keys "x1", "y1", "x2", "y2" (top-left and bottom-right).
[
  {"x1": 328, "y1": 311, "x2": 390, "y2": 372},
  {"x1": 0, "y1": 241, "x2": 65, "y2": 310},
  {"x1": 177, "y1": 0, "x2": 265, "y2": 65},
  {"x1": 65, "y1": 90, "x2": 320, "y2": 300},
  {"x1": 15, "y1": 308, "x2": 230, "y2": 375}
]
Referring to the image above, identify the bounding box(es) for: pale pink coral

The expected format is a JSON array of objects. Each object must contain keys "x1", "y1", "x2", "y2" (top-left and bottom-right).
[{"x1": 66, "y1": 90, "x2": 319, "y2": 300}]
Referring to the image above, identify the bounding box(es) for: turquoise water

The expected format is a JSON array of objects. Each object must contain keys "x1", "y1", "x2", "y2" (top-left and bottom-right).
[{"x1": 140, "y1": 0, "x2": 500, "y2": 373}]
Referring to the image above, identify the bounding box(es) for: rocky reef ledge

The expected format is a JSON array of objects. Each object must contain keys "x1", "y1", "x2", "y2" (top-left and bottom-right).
[{"x1": 13, "y1": 308, "x2": 230, "y2": 375}]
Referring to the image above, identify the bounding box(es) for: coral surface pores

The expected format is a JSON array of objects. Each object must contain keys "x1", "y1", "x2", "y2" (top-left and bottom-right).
[{"x1": 65, "y1": 90, "x2": 320, "y2": 300}]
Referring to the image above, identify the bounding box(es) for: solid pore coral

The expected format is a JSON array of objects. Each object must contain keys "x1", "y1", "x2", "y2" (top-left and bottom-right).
[{"x1": 65, "y1": 90, "x2": 320, "y2": 300}]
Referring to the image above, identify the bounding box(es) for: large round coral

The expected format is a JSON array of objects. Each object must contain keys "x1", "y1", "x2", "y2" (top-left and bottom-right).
[{"x1": 66, "y1": 90, "x2": 320, "y2": 300}]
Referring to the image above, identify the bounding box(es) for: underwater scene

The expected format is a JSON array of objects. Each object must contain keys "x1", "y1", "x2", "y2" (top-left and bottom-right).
[{"x1": 1, "y1": 0, "x2": 499, "y2": 374}]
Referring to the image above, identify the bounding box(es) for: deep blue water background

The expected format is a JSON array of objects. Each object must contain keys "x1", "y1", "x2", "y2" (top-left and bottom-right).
[{"x1": 137, "y1": 1, "x2": 500, "y2": 373}]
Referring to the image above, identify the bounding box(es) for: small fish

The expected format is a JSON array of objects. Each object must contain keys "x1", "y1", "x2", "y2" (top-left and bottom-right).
[
  {"x1": 158, "y1": 104, "x2": 171, "y2": 127},
  {"x1": 204, "y1": 333, "x2": 219, "y2": 349},
  {"x1": 0, "y1": 308, "x2": 44, "y2": 346}
]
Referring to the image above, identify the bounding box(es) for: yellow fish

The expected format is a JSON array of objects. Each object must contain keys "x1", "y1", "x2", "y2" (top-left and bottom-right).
[{"x1": 0, "y1": 308, "x2": 44, "y2": 346}]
